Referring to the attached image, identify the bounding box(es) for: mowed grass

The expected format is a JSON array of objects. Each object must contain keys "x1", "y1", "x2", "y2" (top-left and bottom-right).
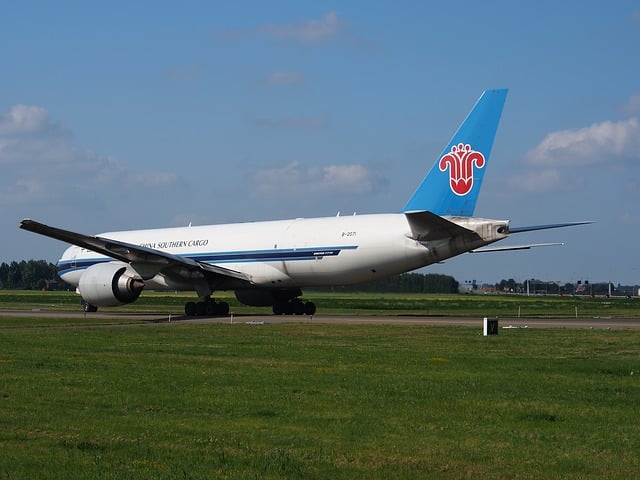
[
  {"x1": 1, "y1": 319, "x2": 639, "y2": 479},
  {"x1": 2, "y1": 289, "x2": 640, "y2": 318}
]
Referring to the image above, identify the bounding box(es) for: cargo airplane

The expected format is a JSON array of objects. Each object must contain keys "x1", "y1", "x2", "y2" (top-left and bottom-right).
[{"x1": 20, "y1": 89, "x2": 590, "y2": 316}]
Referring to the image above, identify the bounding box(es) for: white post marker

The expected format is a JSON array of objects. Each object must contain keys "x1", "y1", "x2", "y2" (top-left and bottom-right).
[{"x1": 483, "y1": 317, "x2": 499, "y2": 336}]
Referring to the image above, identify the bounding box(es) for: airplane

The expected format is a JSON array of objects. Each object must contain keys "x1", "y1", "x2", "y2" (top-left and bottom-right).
[{"x1": 20, "y1": 89, "x2": 590, "y2": 316}]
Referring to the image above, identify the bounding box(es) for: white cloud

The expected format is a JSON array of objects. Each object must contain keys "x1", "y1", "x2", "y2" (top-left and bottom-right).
[
  {"x1": 0, "y1": 104, "x2": 185, "y2": 209},
  {"x1": 0, "y1": 105, "x2": 55, "y2": 136},
  {"x1": 322, "y1": 165, "x2": 377, "y2": 193},
  {"x1": 525, "y1": 117, "x2": 640, "y2": 166},
  {"x1": 1, "y1": 178, "x2": 47, "y2": 205},
  {"x1": 254, "y1": 161, "x2": 384, "y2": 197},
  {"x1": 510, "y1": 105, "x2": 640, "y2": 194},
  {"x1": 217, "y1": 11, "x2": 377, "y2": 49},
  {"x1": 260, "y1": 11, "x2": 345, "y2": 44},
  {"x1": 507, "y1": 168, "x2": 564, "y2": 193},
  {"x1": 0, "y1": 105, "x2": 75, "y2": 172}
]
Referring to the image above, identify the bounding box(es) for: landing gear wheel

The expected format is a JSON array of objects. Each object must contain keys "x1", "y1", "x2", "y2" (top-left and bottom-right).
[
  {"x1": 293, "y1": 301, "x2": 305, "y2": 315},
  {"x1": 217, "y1": 301, "x2": 229, "y2": 316},
  {"x1": 304, "y1": 302, "x2": 316, "y2": 316},
  {"x1": 195, "y1": 301, "x2": 207, "y2": 316},
  {"x1": 272, "y1": 299, "x2": 316, "y2": 316},
  {"x1": 184, "y1": 299, "x2": 230, "y2": 317},
  {"x1": 82, "y1": 302, "x2": 98, "y2": 313},
  {"x1": 185, "y1": 301, "x2": 196, "y2": 316}
]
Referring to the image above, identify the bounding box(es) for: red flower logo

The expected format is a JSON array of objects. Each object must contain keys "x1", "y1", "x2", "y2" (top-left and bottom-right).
[{"x1": 439, "y1": 144, "x2": 485, "y2": 196}]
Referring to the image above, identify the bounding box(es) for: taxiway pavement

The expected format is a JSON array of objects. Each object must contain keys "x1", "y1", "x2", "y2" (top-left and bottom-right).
[{"x1": 1, "y1": 310, "x2": 638, "y2": 330}]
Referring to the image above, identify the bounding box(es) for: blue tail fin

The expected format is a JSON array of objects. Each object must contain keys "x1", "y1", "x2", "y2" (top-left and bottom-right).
[{"x1": 402, "y1": 89, "x2": 508, "y2": 216}]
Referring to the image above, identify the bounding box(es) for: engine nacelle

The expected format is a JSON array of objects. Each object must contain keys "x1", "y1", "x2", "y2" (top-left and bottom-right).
[
  {"x1": 78, "y1": 262, "x2": 145, "y2": 307},
  {"x1": 235, "y1": 288, "x2": 302, "y2": 307}
]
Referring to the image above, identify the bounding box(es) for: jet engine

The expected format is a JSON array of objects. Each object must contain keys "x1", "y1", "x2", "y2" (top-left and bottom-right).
[{"x1": 78, "y1": 262, "x2": 145, "y2": 307}]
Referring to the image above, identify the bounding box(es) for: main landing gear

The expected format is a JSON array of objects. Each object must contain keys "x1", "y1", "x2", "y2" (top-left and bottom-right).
[
  {"x1": 82, "y1": 302, "x2": 98, "y2": 313},
  {"x1": 184, "y1": 298, "x2": 230, "y2": 317},
  {"x1": 272, "y1": 299, "x2": 316, "y2": 316}
]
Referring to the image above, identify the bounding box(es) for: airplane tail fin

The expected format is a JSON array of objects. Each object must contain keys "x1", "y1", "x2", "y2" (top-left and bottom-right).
[{"x1": 402, "y1": 89, "x2": 508, "y2": 216}]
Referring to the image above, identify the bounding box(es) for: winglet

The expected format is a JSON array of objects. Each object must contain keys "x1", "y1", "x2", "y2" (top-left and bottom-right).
[{"x1": 402, "y1": 89, "x2": 508, "y2": 216}]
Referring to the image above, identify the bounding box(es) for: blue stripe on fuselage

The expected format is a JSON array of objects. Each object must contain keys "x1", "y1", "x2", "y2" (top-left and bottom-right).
[
  {"x1": 194, "y1": 246, "x2": 357, "y2": 264},
  {"x1": 56, "y1": 245, "x2": 359, "y2": 275},
  {"x1": 57, "y1": 258, "x2": 111, "y2": 276}
]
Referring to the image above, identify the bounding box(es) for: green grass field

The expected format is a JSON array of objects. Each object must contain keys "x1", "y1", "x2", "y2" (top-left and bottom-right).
[
  {"x1": 1, "y1": 305, "x2": 639, "y2": 478},
  {"x1": 1, "y1": 289, "x2": 640, "y2": 318}
]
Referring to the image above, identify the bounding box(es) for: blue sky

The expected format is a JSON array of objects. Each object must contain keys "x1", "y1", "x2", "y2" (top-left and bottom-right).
[{"x1": 2, "y1": 1, "x2": 639, "y2": 285}]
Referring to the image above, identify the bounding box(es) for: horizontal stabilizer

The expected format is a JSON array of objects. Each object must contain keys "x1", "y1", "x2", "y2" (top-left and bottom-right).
[
  {"x1": 404, "y1": 211, "x2": 475, "y2": 241},
  {"x1": 508, "y1": 221, "x2": 593, "y2": 234},
  {"x1": 471, "y1": 242, "x2": 564, "y2": 253}
]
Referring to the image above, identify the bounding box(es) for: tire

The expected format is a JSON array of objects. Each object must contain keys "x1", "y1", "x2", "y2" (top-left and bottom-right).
[
  {"x1": 293, "y1": 301, "x2": 305, "y2": 315},
  {"x1": 216, "y1": 301, "x2": 229, "y2": 316},
  {"x1": 304, "y1": 302, "x2": 316, "y2": 316},
  {"x1": 283, "y1": 302, "x2": 294, "y2": 315},
  {"x1": 185, "y1": 301, "x2": 197, "y2": 316},
  {"x1": 83, "y1": 303, "x2": 97, "y2": 313}
]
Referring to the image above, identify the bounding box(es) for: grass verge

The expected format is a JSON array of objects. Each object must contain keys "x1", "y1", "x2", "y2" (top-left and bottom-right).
[
  {"x1": 1, "y1": 290, "x2": 640, "y2": 318},
  {"x1": 0, "y1": 320, "x2": 639, "y2": 479}
]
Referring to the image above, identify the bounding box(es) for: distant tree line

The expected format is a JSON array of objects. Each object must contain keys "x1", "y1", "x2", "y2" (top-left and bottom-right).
[
  {"x1": 315, "y1": 273, "x2": 459, "y2": 294},
  {"x1": 0, "y1": 261, "x2": 58, "y2": 290},
  {"x1": 1, "y1": 261, "x2": 459, "y2": 294},
  {"x1": 490, "y1": 278, "x2": 636, "y2": 296}
]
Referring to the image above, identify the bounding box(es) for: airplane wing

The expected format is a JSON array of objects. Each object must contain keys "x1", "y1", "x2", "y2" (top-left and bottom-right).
[{"x1": 19, "y1": 219, "x2": 252, "y2": 283}]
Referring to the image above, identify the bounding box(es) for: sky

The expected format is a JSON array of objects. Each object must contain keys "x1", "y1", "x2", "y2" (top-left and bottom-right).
[{"x1": 1, "y1": 1, "x2": 639, "y2": 286}]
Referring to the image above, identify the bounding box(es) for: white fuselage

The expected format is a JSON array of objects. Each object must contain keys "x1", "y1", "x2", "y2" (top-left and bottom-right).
[
  {"x1": 57, "y1": 213, "x2": 504, "y2": 293},
  {"x1": 59, "y1": 214, "x2": 423, "y2": 290}
]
